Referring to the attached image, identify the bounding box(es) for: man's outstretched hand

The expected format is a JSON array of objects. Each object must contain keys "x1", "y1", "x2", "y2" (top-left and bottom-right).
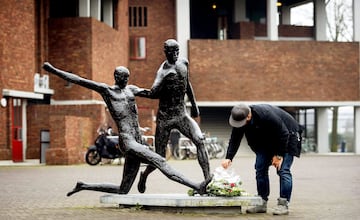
[
  {"x1": 221, "y1": 159, "x2": 232, "y2": 169},
  {"x1": 42, "y1": 62, "x2": 54, "y2": 73}
]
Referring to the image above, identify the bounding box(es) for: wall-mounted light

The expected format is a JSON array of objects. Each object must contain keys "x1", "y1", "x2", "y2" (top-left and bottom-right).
[
  {"x1": 277, "y1": 2, "x2": 282, "y2": 7},
  {"x1": 1, "y1": 98, "x2": 7, "y2": 107},
  {"x1": 212, "y1": 3, "x2": 217, "y2": 10}
]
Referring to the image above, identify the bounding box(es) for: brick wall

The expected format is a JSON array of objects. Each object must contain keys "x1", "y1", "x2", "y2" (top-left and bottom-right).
[
  {"x1": 46, "y1": 17, "x2": 128, "y2": 101},
  {"x1": 0, "y1": 0, "x2": 36, "y2": 92},
  {"x1": 0, "y1": 0, "x2": 36, "y2": 159},
  {"x1": 0, "y1": 106, "x2": 11, "y2": 160},
  {"x1": 35, "y1": 3, "x2": 131, "y2": 163},
  {"x1": 129, "y1": 0, "x2": 176, "y2": 120},
  {"x1": 189, "y1": 40, "x2": 360, "y2": 101},
  {"x1": 232, "y1": 22, "x2": 314, "y2": 39},
  {"x1": 45, "y1": 115, "x2": 92, "y2": 165},
  {"x1": 232, "y1": 22, "x2": 255, "y2": 39},
  {"x1": 26, "y1": 104, "x2": 111, "y2": 161},
  {"x1": 279, "y1": 25, "x2": 314, "y2": 38}
]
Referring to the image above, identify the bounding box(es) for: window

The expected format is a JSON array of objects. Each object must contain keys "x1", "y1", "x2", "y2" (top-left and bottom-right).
[
  {"x1": 50, "y1": 0, "x2": 78, "y2": 18},
  {"x1": 130, "y1": 37, "x2": 146, "y2": 60},
  {"x1": 129, "y1": 6, "x2": 147, "y2": 27}
]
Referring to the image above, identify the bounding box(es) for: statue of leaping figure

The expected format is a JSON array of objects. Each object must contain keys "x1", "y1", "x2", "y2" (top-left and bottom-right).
[{"x1": 43, "y1": 62, "x2": 212, "y2": 196}]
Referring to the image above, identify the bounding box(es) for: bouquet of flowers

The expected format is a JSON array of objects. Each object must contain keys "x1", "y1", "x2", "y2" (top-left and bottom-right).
[{"x1": 188, "y1": 166, "x2": 246, "y2": 197}]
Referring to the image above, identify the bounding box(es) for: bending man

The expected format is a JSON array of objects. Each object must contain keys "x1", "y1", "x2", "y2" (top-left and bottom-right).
[{"x1": 221, "y1": 104, "x2": 302, "y2": 215}]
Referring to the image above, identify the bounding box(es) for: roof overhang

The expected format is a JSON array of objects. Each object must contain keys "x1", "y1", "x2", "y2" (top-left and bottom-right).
[
  {"x1": 193, "y1": 101, "x2": 360, "y2": 108},
  {"x1": 2, "y1": 89, "x2": 44, "y2": 100}
]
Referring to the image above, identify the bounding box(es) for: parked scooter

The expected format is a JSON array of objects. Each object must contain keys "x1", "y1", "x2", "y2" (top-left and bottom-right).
[
  {"x1": 85, "y1": 128, "x2": 123, "y2": 166},
  {"x1": 85, "y1": 127, "x2": 155, "y2": 165}
]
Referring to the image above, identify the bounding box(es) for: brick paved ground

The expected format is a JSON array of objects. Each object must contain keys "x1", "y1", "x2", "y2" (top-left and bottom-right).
[{"x1": 0, "y1": 154, "x2": 359, "y2": 220}]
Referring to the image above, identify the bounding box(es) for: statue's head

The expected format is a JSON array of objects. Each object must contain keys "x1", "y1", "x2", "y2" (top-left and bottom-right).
[
  {"x1": 114, "y1": 66, "x2": 130, "y2": 88},
  {"x1": 164, "y1": 39, "x2": 179, "y2": 64}
]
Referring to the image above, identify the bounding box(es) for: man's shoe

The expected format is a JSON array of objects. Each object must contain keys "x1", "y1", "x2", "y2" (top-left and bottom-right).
[
  {"x1": 273, "y1": 198, "x2": 289, "y2": 215},
  {"x1": 246, "y1": 199, "x2": 267, "y2": 213}
]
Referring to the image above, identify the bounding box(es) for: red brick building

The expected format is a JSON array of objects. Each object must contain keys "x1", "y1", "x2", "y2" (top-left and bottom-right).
[{"x1": 0, "y1": 0, "x2": 359, "y2": 164}]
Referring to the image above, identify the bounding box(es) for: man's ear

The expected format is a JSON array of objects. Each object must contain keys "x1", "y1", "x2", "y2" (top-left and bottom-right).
[{"x1": 246, "y1": 112, "x2": 252, "y2": 121}]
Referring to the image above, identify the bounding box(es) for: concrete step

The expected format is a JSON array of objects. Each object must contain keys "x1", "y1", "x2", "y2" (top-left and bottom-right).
[{"x1": 100, "y1": 193, "x2": 263, "y2": 214}]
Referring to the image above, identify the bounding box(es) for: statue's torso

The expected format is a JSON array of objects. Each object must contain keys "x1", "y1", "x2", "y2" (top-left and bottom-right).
[
  {"x1": 102, "y1": 87, "x2": 141, "y2": 143},
  {"x1": 157, "y1": 60, "x2": 188, "y2": 112}
]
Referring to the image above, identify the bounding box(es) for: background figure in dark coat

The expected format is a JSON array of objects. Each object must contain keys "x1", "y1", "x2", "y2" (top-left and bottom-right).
[
  {"x1": 221, "y1": 104, "x2": 302, "y2": 215},
  {"x1": 169, "y1": 129, "x2": 181, "y2": 157}
]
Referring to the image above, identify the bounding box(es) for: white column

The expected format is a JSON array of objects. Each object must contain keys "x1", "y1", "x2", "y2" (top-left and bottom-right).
[
  {"x1": 234, "y1": 0, "x2": 247, "y2": 22},
  {"x1": 281, "y1": 6, "x2": 291, "y2": 25},
  {"x1": 90, "y1": 0, "x2": 101, "y2": 20},
  {"x1": 176, "y1": 0, "x2": 190, "y2": 59},
  {"x1": 354, "y1": 0, "x2": 360, "y2": 41},
  {"x1": 314, "y1": 0, "x2": 327, "y2": 41},
  {"x1": 79, "y1": 0, "x2": 90, "y2": 17},
  {"x1": 355, "y1": 107, "x2": 360, "y2": 154},
  {"x1": 267, "y1": 0, "x2": 278, "y2": 40},
  {"x1": 102, "y1": 0, "x2": 113, "y2": 27},
  {"x1": 317, "y1": 107, "x2": 329, "y2": 153},
  {"x1": 22, "y1": 100, "x2": 27, "y2": 160}
]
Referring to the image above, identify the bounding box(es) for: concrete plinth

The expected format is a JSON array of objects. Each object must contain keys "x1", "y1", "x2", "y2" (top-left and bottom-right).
[{"x1": 100, "y1": 194, "x2": 263, "y2": 213}]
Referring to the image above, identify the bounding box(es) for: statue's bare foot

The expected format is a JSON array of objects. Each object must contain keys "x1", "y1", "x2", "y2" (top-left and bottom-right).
[
  {"x1": 137, "y1": 171, "x2": 147, "y2": 193},
  {"x1": 198, "y1": 174, "x2": 213, "y2": 195},
  {"x1": 67, "y1": 181, "x2": 84, "y2": 197}
]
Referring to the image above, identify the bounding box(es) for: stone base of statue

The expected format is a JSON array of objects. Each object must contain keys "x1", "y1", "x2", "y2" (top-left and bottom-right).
[{"x1": 100, "y1": 194, "x2": 263, "y2": 214}]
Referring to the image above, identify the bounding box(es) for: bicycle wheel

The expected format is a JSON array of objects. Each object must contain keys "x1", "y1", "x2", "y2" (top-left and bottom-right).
[
  {"x1": 214, "y1": 144, "x2": 226, "y2": 159},
  {"x1": 173, "y1": 145, "x2": 187, "y2": 160}
]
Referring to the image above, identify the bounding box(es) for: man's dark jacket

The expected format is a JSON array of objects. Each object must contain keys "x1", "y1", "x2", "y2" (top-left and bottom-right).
[{"x1": 226, "y1": 104, "x2": 302, "y2": 160}]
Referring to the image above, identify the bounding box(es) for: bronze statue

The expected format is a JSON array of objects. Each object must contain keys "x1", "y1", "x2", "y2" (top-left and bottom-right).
[
  {"x1": 136, "y1": 39, "x2": 210, "y2": 193},
  {"x1": 42, "y1": 62, "x2": 212, "y2": 196}
]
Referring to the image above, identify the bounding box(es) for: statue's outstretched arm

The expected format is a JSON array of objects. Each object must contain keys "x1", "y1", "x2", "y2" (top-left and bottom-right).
[
  {"x1": 186, "y1": 75, "x2": 199, "y2": 118},
  {"x1": 43, "y1": 62, "x2": 106, "y2": 93},
  {"x1": 128, "y1": 85, "x2": 152, "y2": 97},
  {"x1": 134, "y1": 72, "x2": 164, "y2": 99}
]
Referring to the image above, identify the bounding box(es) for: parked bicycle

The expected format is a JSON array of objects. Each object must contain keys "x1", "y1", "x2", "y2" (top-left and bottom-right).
[
  {"x1": 205, "y1": 136, "x2": 225, "y2": 159},
  {"x1": 172, "y1": 135, "x2": 226, "y2": 160}
]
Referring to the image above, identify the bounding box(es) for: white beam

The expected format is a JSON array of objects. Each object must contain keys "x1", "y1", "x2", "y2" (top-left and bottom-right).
[
  {"x1": 22, "y1": 100, "x2": 27, "y2": 161},
  {"x1": 281, "y1": 6, "x2": 291, "y2": 25},
  {"x1": 90, "y1": 0, "x2": 101, "y2": 20},
  {"x1": 355, "y1": 107, "x2": 360, "y2": 154},
  {"x1": 267, "y1": 0, "x2": 278, "y2": 40},
  {"x1": 176, "y1": 0, "x2": 190, "y2": 58},
  {"x1": 79, "y1": 0, "x2": 90, "y2": 17},
  {"x1": 102, "y1": 0, "x2": 113, "y2": 27},
  {"x1": 317, "y1": 107, "x2": 329, "y2": 153},
  {"x1": 354, "y1": 0, "x2": 360, "y2": 41},
  {"x1": 194, "y1": 101, "x2": 360, "y2": 107},
  {"x1": 50, "y1": 99, "x2": 105, "y2": 105},
  {"x1": 314, "y1": 0, "x2": 327, "y2": 41},
  {"x1": 234, "y1": 0, "x2": 247, "y2": 22},
  {"x1": 2, "y1": 89, "x2": 44, "y2": 99}
]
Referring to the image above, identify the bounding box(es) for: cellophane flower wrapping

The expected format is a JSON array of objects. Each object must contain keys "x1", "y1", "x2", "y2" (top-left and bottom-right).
[
  {"x1": 188, "y1": 166, "x2": 247, "y2": 196},
  {"x1": 206, "y1": 166, "x2": 245, "y2": 197}
]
